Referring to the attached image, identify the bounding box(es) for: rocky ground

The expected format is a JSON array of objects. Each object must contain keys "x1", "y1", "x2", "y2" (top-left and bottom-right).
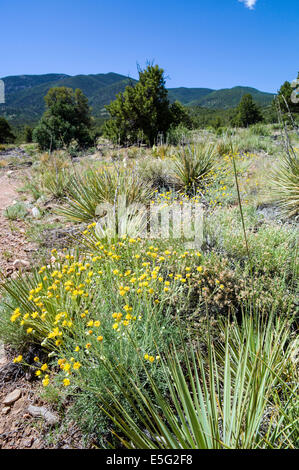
[
  {"x1": 0, "y1": 164, "x2": 87, "y2": 449},
  {"x1": 0, "y1": 171, "x2": 37, "y2": 277},
  {"x1": 0, "y1": 355, "x2": 86, "y2": 449}
]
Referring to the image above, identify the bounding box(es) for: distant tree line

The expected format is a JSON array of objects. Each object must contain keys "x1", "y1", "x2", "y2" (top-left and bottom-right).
[{"x1": 1, "y1": 68, "x2": 298, "y2": 148}]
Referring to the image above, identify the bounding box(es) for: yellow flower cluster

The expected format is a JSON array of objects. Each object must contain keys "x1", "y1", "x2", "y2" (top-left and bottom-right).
[
  {"x1": 144, "y1": 354, "x2": 160, "y2": 363},
  {"x1": 10, "y1": 233, "x2": 218, "y2": 389},
  {"x1": 152, "y1": 150, "x2": 259, "y2": 209}
]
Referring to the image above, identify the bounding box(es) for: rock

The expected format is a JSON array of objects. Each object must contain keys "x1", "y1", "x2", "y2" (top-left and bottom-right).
[
  {"x1": 0, "y1": 342, "x2": 7, "y2": 368},
  {"x1": 0, "y1": 357, "x2": 8, "y2": 368},
  {"x1": 25, "y1": 370, "x2": 35, "y2": 381},
  {"x1": 31, "y1": 207, "x2": 41, "y2": 219},
  {"x1": 31, "y1": 438, "x2": 41, "y2": 449},
  {"x1": 11, "y1": 396, "x2": 27, "y2": 415},
  {"x1": 27, "y1": 405, "x2": 59, "y2": 426},
  {"x1": 24, "y1": 437, "x2": 34, "y2": 448},
  {"x1": 2, "y1": 407, "x2": 10, "y2": 415},
  {"x1": 3, "y1": 389, "x2": 22, "y2": 405},
  {"x1": 12, "y1": 259, "x2": 30, "y2": 270}
]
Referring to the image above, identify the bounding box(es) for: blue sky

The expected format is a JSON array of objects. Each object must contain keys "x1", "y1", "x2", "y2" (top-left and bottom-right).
[{"x1": 1, "y1": 0, "x2": 298, "y2": 92}]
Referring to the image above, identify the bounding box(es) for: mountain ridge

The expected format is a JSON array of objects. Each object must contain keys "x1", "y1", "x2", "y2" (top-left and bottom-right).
[{"x1": 0, "y1": 72, "x2": 275, "y2": 125}]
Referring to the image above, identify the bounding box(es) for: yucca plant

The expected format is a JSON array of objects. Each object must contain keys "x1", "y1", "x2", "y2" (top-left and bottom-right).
[
  {"x1": 41, "y1": 167, "x2": 74, "y2": 199},
  {"x1": 271, "y1": 150, "x2": 299, "y2": 217},
  {"x1": 57, "y1": 167, "x2": 153, "y2": 223},
  {"x1": 173, "y1": 144, "x2": 216, "y2": 194},
  {"x1": 98, "y1": 314, "x2": 298, "y2": 449}
]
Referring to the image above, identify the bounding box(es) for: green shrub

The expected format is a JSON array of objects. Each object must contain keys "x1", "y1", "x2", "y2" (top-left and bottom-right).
[
  {"x1": 126, "y1": 147, "x2": 146, "y2": 159},
  {"x1": 4, "y1": 202, "x2": 28, "y2": 220},
  {"x1": 166, "y1": 125, "x2": 192, "y2": 145},
  {"x1": 151, "y1": 144, "x2": 174, "y2": 159},
  {"x1": 215, "y1": 126, "x2": 229, "y2": 137},
  {"x1": 232, "y1": 132, "x2": 276, "y2": 154},
  {"x1": 138, "y1": 158, "x2": 178, "y2": 192},
  {"x1": 33, "y1": 87, "x2": 93, "y2": 151},
  {"x1": 22, "y1": 150, "x2": 74, "y2": 200},
  {"x1": 205, "y1": 206, "x2": 298, "y2": 278},
  {"x1": 215, "y1": 138, "x2": 235, "y2": 156},
  {"x1": 249, "y1": 123, "x2": 271, "y2": 136}
]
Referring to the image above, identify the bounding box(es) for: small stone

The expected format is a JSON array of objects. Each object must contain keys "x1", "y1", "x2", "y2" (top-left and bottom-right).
[
  {"x1": 11, "y1": 396, "x2": 27, "y2": 415},
  {"x1": 2, "y1": 407, "x2": 10, "y2": 415},
  {"x1": 24, "y1": 437, "x2": 34, "y2": 448},
  {"x1": 0, "y1": 357, "x2": 8, "y2": 367},
  {"x1": 0, "y1": 343, "x2": 7, "y2": 368},
  {"x1": 32, "y1": 207, "x2": 41, "y2": 219},
  {"x1": 12, "y1": 259, "x2": 30, "y2": 270},
  {"x1": 3, "y1": 389, "x2": 22, "y2": 406},
  {"x1": 27, "y1": 405, "x2": 59, "y2": 426},
  {"x1": 31, "y1": 438, "x2": 41, "y2": 449}
]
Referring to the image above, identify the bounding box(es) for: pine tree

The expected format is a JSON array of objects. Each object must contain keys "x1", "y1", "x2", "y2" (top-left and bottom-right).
[
  {"x1": 24, "y1": 125, "x2": 33, "y2": 143},
  {"x1": 169, "y1": 101, "x2": 193, "y2": 129},
  {"x1": 104, "y1": 64, "x2": 173, "y2": 145},
  {"x1": 232, "y1": 94, "x2": 263, "y2": 127},
  {"x1": 0, "y1": 117, "x2": 15, "y2": 144}
]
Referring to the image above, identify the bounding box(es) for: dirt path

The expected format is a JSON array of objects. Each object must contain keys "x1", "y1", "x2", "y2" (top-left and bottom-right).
[
  {"x1": 0, "y1": 170, "x2": 29, "y2": 365},
  {"x1": 0, "y1": 173, "x2": 18, "y2": 207},
  {"x1": 0, "y1": 171, "x2": 35, "y2": 277}
]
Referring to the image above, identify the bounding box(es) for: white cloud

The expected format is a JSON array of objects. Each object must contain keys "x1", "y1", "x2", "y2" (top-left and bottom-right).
[{"x1": 238, "y1": 0, "x2": 257, "y2": 9}]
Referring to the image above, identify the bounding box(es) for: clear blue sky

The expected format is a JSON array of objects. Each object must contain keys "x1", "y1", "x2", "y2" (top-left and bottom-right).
[{"x1": 1, "y1": 0, "x2": 298, "y2": 92}]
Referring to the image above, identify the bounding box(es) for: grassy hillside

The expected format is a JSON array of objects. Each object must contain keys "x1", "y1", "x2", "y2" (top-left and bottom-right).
[
  {"x1": 167, "y1": 87, "x2": 214, "y2": 104},
  {"x1": 198, "y1": 86, "x2": 275, "y2": 109}
]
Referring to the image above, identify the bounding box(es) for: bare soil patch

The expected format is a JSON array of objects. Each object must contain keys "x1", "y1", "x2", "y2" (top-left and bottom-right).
[{"x1": 0, "y1": 170, "x2": 37, "y2": 277}]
